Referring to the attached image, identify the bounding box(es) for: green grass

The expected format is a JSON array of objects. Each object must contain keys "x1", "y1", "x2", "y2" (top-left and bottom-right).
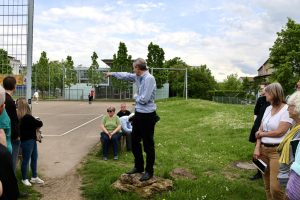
[
  {"x1": 79, "y1": 99, "x2": 265, "y2": 200},
  {"x1": 16, "y1": 169, "x2": 42, "y2": 199}
]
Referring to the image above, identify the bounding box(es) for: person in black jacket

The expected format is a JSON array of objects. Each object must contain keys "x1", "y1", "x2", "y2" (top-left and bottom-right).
[
  {"x1": 0, "y1": 143, "x2": 19, "y2": 200},
  {"x1": 3, "y1": 76, "x2": 20, "y2": 172},
  {"x1": 249, "y1": 88, "x2": 270, "y2": 180},
  {"x1": 17, "y1": 97, "x2": 44, "y2": 186},
  {"x1": 117, "y1": 103, "x2": 131, "y2": 118}
]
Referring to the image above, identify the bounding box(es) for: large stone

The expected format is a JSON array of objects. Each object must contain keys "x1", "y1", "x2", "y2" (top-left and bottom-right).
[{"x1": 112, "y1": 173, "x2": 173, "y2": 198}]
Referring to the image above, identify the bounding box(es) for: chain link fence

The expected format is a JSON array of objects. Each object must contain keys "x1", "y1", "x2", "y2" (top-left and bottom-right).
[{"x1": 212, "y1": 96, "x2": 255, "y2": 105}]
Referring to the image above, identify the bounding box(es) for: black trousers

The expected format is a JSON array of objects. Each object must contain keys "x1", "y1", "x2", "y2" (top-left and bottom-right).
[{"x1": 132, "y1": 111, "x2": 156, "y2": 174}]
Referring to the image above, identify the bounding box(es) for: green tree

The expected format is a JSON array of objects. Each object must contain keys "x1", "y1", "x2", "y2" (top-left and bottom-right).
[
  {"x1": 222, "y1": 74, "x2": 242, "y2": 90},
  {"x1": 0, "y1": 49, "x2": 12, "y2": 74},
  {"x1": 88, "y1": 52, "x2": 102, "y2": 87},
  {"x1": 49, "y1": 60, "x2": 64, "y2": 96},
  {"x1": 188, "y1": 65, "x2": 217, "y2": 99},
  {"x1": 111, "y1": 42, "x2": 132, "y2": 99},
  {"x1": 164, "y1": 57, "x2": 188, "y2": 97},
  {"x1": 269, "y1": 18, "x2": 300, "y2": 94},
  {"x1": 32, "y1": 51, "x2": 49, "y2": 96},
  {"x1": 147, "y1": 42, "x2": 166, "y2": 88},
  {"x1": 64, "y1": 56, "x2": 77, "y2": 87}
]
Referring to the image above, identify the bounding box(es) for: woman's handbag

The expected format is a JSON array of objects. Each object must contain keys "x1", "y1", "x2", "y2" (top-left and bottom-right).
[
  {"x1": 35, "y1": 117, "x2": 42, "y2": 143},
  {"x1": 36, "y1": 128, "x2": 42, "y2": 143}
]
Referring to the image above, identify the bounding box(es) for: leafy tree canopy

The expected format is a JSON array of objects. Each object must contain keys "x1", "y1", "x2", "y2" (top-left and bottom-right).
[
  {"x1": 111, "y1": 42, "x2": 132, "y2": 93},
  {"x1": 147, "y1": 42, "x2": 166, "y2": 88},
  {"x1": 33, "y1": 51, "x2": 49, "y2": 92},
  {"x1": 88, "y1": 52, "x2": 102, "y2": 86},
  {"x1": 269, "y1": 18, "x2": 300, "y2": 94},
  {"x1": 64, "y1": 55, "x2": 77, "y2": 87},
  {"x1": 188, "y1": 65, "x2": 217, "y2": 99},
  {"x1": 0, "y1": 48, "x2": 13, "y2": 74},
  {"x1": 221, "y1": 73, "x2": 242, "y2": 91}
]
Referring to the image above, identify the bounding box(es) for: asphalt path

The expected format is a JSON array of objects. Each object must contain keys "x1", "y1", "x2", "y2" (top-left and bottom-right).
[{"x1": 31, "y1": 101, "x2": 132, "y2": 178}]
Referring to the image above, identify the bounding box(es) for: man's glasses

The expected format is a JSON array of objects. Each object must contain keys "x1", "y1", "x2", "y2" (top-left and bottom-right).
[{"x1": 107, "y1": 110, "x2": 114, "y2": 113}]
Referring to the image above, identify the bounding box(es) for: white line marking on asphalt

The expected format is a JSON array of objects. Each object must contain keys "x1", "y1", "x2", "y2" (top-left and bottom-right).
[{"x1": 43, "y1": 114, "x2": 103, "y2": 137}]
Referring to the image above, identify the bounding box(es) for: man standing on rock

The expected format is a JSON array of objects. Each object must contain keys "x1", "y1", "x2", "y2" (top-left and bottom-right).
[{"x1": 105, "y1": 58, "x2": 157, "y2": 181}]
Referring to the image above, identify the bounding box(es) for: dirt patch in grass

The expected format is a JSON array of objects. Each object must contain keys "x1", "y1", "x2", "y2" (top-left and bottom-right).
[
  {"x1": 170, "y1": 168, "x2": 197, "y2": 180},
  {"x1": 34, "y1": 165, "x2": 82, "y2": 200}
]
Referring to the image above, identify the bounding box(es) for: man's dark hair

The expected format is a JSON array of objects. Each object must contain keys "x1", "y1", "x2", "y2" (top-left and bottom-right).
[{"x1": 3, "y1": 76, "x2": 17, "y2": 90}]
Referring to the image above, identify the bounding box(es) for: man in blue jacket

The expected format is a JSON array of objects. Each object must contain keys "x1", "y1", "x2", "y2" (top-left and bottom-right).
[{"x1": 105, "y1": 58, "x2": 157, "y2": 181}]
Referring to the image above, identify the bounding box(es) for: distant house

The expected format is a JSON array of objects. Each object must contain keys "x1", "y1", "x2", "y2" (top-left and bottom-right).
[
  {"x1": 8, "y1": 56, "x2": 22, "y2": 75},
  {"x1": 254, "y1": 59, "x2": 274, "y2": 83},
  {"x1": 102, "y1": 59, "x2": 113, "y2": 67},
  {"x1": 75, "y1": 61, "x2": 109, "y2": 85}
]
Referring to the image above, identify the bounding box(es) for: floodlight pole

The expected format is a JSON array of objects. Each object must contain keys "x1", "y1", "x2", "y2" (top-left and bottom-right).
[{"x1": 26, "y1": 0, "x2": 34, "y2": 104}]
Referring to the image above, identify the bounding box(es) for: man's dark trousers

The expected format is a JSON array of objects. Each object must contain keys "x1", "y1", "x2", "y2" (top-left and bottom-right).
[{"x1": 132, "y1": 111, "x2": 156, "y2": 174}]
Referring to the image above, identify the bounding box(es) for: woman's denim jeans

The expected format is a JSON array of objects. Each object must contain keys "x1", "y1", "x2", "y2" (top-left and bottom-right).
[
  {"x1": 101, "y1": 132, "x2": 121, "y2": 157},
  {"x1": 21, "y1": 139, "x2": 38, "y2": 180}
]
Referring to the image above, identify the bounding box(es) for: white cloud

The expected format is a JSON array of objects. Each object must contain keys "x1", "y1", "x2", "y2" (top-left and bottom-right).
[
  {"x1": 30, "y1": 1, "x2": 300, "y2": 82},
  {"x1": 135, "y1": 2, "x2": 165, "y2": 11}
]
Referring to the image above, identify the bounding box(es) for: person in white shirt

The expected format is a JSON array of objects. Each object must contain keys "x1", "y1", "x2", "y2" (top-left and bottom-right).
[
  {"x1": 253, "y1": 83, "x2": 293, "y2": 200},
  {"x1": 119, "y1": 113, "x2": 134, "y2": 151},
  {"x1": 33, "y1": 91, "x2": 39, "y2": 104}
]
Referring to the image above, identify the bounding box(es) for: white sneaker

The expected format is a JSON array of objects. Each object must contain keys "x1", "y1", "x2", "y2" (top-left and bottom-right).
[
  {"x1": 30, "y1": 177, "x2": 44, "y2": 184},
  {"x1": 22, "y1": 179, "x2": 32, "y2": 186}
]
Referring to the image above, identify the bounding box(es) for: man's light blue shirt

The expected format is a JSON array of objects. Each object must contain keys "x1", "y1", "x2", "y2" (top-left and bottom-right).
[
  {"x1": 112, "y1": 71, "x2": 157, "y2": 113},
  {"x1": 120, "y1": 116, "x2": 132, "y2": 134}
]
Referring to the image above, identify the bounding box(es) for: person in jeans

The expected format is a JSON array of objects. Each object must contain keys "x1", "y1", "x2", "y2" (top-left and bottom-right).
[
  {"x1": 105, "y1": 58, "x2": 157, "y2": 182},
  {"x1": 249, "y1": 87, "x2": 270, "y2": 180},
  {"x1": 17, "y1": 97, "x2": 44, "y2": 186},
  {"x1": 3, "y1": 76, "x2": 20, "y2": 173},
  {"x1": 100, "y1": 106, "x2": 121, "y2": 160},
  {"x1": 254, "y1": 83, "x2": 293, "y2": 200}
]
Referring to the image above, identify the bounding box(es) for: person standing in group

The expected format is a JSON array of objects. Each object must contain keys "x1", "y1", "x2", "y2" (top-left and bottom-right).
[
  {"x1": 0, "y1": 85, "x2": 19, "y2": 200},
  {"x1": 253, "y1": 83, "x2": 293, "y2": 200},
  {"x1": 17, "y1": 97, "x2": 44, "y2": 186},
  {"x1": 0, "y1": 143, "x2": 19, "y2": 200},
  {"x1": 3, "y1": 76, "x2": 20, "y2": 173},
  {"x1": 117, "y1": 103, "x2": 131, "y2": 118},
  {"x1": 249, "y1": 86, "x2": 270, "y2": 180},
  {"x1": 105, "y1": 58, "x2": 157, "y2": 182},
  {"x1": 0, "y1": 86, "x2": 12, "y2": 154},
  {"x1": 276, "y1": 91, "x2": 300, "y2": 188}
]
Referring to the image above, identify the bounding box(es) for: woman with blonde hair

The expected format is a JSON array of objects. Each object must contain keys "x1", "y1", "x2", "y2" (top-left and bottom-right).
[
  {"x1": 17, "y1": 98, "x2": 44, "y2": 186},
  {"x1": 254, "y1": 83, "x2": 293, "y2": 200},
  {"x1": 100, "y1": 106, "x2": 121, "y2": 160}
]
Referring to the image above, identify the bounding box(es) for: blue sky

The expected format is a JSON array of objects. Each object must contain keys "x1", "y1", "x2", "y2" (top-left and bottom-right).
[{"x1": 33, "y1": 0, "x2": 300, "y2": 81}]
